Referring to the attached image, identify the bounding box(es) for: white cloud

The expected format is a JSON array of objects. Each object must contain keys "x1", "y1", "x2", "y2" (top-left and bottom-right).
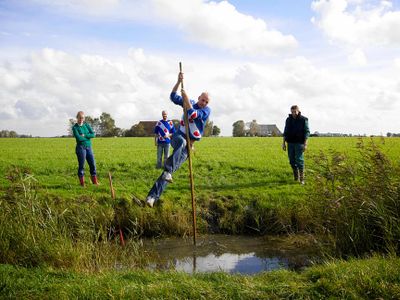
[
  {"x1": 29, "y1": 0, "x2": 297, "y2": 57},
  {"x1": 0, "y1": 48, "x2": 175, "y2": 136},
  {"x1": 395, "y1": 57, "x2": 400, "y2": 68},
  {"x1": 311, "y1": 0, "x2": 400, "y2": 47},
  {"x1": 348, "y1": 48, "x2": 368, "y2": 66},
  {"x1": 152, "y1": 0, "x2": 298, "y2": 56},
  {"x1": 1, "y1": 48, "x2": 400, "y2": 136}
]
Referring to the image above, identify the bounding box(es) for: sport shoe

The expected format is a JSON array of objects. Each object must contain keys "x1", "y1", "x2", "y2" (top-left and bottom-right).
[
  {"x1": 162, "y1": 171, "x2": 173, "y2": 183},
  {"x1": 146, "y1": 196, "x2": 155, "y2": 208}
]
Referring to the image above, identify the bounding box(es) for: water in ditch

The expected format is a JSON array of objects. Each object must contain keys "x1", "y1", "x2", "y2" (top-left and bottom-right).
[{"x1": 141, "y1": 234, "x2": 320, "y2": 275}]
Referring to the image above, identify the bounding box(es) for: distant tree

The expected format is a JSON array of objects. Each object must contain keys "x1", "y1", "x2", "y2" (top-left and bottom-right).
[
  {"x1": 0, "y1": 130, "x2": 9, "y2": 137},
  {"x1": 248, "y1": 120, "x2": 260, "y2": 137},
  {"x1": 85, "y1": 116, "x2": 101, "y2": 135},
  {"x1": 387, "y1": 132, "x2": 392, "y2": 137},
  {"x1": 67, "y1": 118, "x2": 75, "y2": 136},
  {"x1": 212, "y1": 125, "x2": 221, "y2": 136},
  {"x1": 130, "y1": 123, "x2": 146, "y2": 137},
  {"x1": 0, "y1": 130, "x2": 30, "y2": 138},
  {"x1": 124, "y1": 125, "x2": 134, "y2": 137},
  {"x1": 203, "y1": 119, "x2": 213, "y2": 137},
  {"x1": 232, "y1": 120, "x2": 245, "y2": 137},
  {"x1": 99, "y1": 112, "x2": 120, "y2": 137}
]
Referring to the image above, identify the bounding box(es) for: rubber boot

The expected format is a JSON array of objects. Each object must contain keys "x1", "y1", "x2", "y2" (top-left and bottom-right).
[
  {"x1": 79, "y1": 176, "x2": 85, "y2": 187},
  {"x1": 91, "y1": 175, "x2": 99, "y2": 186},
  {"x1": 299, "y1": 170, "x2": 305, "y2": 185},
  {"x1": 292, "y1": 167, "x2": 299, "y2": 182}
]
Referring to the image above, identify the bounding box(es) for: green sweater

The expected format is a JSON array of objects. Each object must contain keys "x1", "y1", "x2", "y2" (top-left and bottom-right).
[{"x1": 72, "y1": 123, "x2": 95, "y2": 147}]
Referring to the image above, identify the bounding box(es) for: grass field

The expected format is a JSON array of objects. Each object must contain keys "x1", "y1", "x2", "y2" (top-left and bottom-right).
[
  {"x1": 1, "y1": 137, "x2": 400, "y2": 296},
  {"x1": 0, "y1": 136, "x2": 398, "y2": 236},
  {"x1": 1, "y1": 136, "x2": 396, "y2": 201}
]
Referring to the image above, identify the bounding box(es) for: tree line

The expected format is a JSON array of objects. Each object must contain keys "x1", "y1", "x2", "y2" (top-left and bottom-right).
[
  {"x1": 68, "y1": 112, "x2": 220, "y2": 137},
  {"x1": 0, "y1": 130, "x2": 32, "y2": 138},
  {"x1": 232, "y1": 120, "x2": 260, "y2": 137}
]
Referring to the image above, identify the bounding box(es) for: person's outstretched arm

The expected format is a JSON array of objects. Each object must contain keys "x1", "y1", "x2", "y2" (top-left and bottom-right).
[
  {"x1": 171, "y1": 72, "x2": 183, "y2": 93},
  {"x1": 170, "y1": 72, "x2": 184, "y2": 106}
]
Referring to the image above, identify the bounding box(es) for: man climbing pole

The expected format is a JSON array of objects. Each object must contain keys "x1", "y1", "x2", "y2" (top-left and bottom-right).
[{"x1": 144, "y1": 70, "x2": 211, "y2": 208}]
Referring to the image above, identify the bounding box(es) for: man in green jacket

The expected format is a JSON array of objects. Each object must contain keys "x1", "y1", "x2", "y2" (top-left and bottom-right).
[
  {"x1": 72, "y1": 111, "x2": 98, "y2": 186},
  {"x1": 282, "y1": 105, "x2": 310, "y2": 184}
]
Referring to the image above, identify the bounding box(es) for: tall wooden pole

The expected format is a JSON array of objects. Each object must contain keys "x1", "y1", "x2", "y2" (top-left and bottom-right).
[{"x1": 179, "y1": 62, "x2": 197, "y2": 246}]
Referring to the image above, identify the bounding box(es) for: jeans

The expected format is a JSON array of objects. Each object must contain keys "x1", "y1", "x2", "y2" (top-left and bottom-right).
[
  {"x1": 156, "y1": 143, "x2": 170, "y2": 169},
  {"x1": 148, "y1": 132, "x2": 189, "y2": 200},
  {"x1": 287, "y1": 143, "x2": 304, "y2": 171},
  {"x1": 76, "y1": 145, "x2": 97, "y2": 178}
]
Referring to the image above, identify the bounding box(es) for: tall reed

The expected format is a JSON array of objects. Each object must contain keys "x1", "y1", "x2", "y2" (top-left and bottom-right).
[
  {"x1": 307, "y1": 139, "x2": 400, "y2": 256},
  {"x1": 0, "y1": 166, "x2": 141, "y2": 271}
]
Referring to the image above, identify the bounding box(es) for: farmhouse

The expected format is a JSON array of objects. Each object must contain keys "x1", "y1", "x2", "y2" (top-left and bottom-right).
[
  {"x1": 244, "y1": 122, "x2": 282, "y2": 137},
  {"x1": 259, "y1": 124, "x2": 282, "y2": 137}
]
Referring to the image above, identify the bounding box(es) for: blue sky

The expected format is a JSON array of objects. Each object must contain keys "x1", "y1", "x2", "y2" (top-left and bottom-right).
[{"x1": 1, "y1": 0, "x2": 400, "y2": 136}]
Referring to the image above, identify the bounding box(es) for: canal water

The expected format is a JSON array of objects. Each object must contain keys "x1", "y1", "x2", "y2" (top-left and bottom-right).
[{"x1": 142, "y1": 234, "x2": 319, "y2": 275}]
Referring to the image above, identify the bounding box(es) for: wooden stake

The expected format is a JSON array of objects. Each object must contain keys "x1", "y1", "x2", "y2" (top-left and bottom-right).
[
  {"x1": 179, "y1": 62, "x2": 197, "y2": 246},
  {"x1": 108, "y1": 172, "x2": 116, "y2": 199},
  {"x1": 108, "y1": 171, "x2": 125, "y2": 247}
]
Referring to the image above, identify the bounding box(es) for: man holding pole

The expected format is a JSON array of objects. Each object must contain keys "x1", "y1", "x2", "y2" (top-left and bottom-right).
[{"x1": 145, "y1": 71, "x2": 211, "y2": 208}]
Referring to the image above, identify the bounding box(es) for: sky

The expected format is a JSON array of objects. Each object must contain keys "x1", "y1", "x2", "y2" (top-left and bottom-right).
[{"x1": 1, "y1": 0, "x2": 400, "y2": 137}]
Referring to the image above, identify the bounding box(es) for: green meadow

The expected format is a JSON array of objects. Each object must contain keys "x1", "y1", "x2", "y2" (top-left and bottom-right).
[
  {"x1": 1, "y1": 137, "x2": 400, "y2": 298},
  {"x1": 0, "y1": 136, "x2": 399, "y2": 236},
  {"x1": 1, "y1": 136, "x2": 396, "y2": 202}
]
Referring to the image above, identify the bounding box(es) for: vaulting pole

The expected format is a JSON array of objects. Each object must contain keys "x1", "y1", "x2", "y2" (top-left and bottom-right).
[{"x1": 179, "y1": 62, "x2": 197, "y2": 246}]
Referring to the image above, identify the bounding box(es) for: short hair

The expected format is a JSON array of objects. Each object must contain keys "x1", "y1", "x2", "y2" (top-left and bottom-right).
[
  {"x1": 199, "y1": 92, "x2": 210, "y2": 104},
  {"x1": 162, "y1": 110, "x2": 167, "y2": 115},
  {"x1": 76, "y1": 111, "x2": 85, "y2": 118},
  {"x1": 290, "y1": 105, "x2": 299, "y2": 110}
]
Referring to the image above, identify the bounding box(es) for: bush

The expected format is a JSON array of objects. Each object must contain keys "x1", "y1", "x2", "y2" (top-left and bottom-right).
[{"x1": 307, "y1": 139, "x2": 400, "y2": 256}]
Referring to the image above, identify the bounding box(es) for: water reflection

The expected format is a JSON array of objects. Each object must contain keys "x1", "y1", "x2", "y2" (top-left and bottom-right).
[
  {"x1": 142, "y1": 235, "x2": 318, "y2": 274},
  {"x1": 175, "y1": 253, "x2": 287, "y2": 274}
]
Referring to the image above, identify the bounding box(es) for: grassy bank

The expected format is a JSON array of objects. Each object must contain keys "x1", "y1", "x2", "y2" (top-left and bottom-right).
[
  {"x1": 1, "y1": 137, "x2": 400, "y2": 269},
  {"x1": 1, "y1": 256, "x2": 399, "y2": 299},
  {"x1": 1, "y1": 137, "x2": 398, "y2": 236}
]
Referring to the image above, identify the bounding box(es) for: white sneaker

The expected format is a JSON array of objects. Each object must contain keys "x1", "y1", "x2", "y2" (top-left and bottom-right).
[
  {"x1": 162, "y1": 171, "x2": 173, "y2": 183},
  {"x1": 146, "y1": 196, "x2": 155, "y2": 208}
]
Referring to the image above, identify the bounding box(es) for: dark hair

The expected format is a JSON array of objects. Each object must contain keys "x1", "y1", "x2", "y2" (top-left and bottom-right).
[{"x1": 290, "y1": 105, "x2": 299, "y2": 110}]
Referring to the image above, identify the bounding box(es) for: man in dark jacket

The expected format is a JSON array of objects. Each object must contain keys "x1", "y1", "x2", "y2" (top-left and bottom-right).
[{"x1": 282, "y1": 105, "x2": 310, "y2": 184}]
